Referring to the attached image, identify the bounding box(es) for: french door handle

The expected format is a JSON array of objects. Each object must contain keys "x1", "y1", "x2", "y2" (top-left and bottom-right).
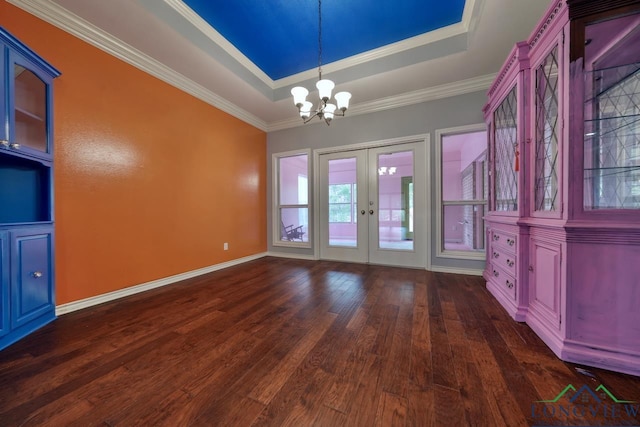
[{"x1": 369, "y1": 210, "x2": 374, "y2": 215}]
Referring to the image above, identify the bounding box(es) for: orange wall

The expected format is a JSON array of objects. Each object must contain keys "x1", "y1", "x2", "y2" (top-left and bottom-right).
[{"x1": 1, "y1": 3, "x2": 267, "y2": 304}]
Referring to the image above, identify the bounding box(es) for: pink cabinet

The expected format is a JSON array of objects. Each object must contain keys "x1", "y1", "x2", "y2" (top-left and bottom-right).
[{"x1": 484, "y1": 0, "x2": 640, "y2": 376}]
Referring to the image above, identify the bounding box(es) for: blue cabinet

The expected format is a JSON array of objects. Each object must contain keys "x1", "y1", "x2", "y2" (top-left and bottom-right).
[{"x1": 0, "y1": 27, "x2": 59, "y2": 351}]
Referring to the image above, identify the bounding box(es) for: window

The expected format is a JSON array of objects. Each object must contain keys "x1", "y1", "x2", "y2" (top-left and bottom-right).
[
  {"x1": 435, "y1": 125, "x2": 488, "y2": 259},
  {"x1": 273, "y1": 151, "x2": 310, "y2": 245}
]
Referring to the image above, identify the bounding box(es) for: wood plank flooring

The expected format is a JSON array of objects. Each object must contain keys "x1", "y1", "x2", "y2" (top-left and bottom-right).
[{"x1": 1, "y1": 257, "x2": 639, "y2": 426}]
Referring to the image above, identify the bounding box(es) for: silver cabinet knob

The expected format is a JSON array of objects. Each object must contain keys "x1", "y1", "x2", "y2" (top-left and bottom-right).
[
  {"x1": 360, "y1": 210, "x2": 366, "y2": 215},
  {"x1": 9, "y1": 143, "x2": 20, "y2": 149},
  {"x1": 369, "y1": 210, "x2": 374, "y2": 215},
  {"x1": 0, "y1": 140, "x2": 8, "y2": 148},
  {"x1": 32, "y1": 271, "x2": 43, "y2": 278}
]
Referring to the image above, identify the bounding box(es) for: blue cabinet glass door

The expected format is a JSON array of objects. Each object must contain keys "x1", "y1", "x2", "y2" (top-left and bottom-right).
[{"x1": 8, "y1": 50, "x2": 53, "y2": 161}]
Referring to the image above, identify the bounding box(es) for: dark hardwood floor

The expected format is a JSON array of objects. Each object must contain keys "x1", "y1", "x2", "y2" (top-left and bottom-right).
[{"x1": 1, "y1": 257, "x2": 638, "y2": 426}]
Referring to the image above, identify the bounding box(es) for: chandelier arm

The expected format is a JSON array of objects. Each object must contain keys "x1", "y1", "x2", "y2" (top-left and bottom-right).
[{"x1": 303, "y1": 110, "x2": 320, "y2": 124}]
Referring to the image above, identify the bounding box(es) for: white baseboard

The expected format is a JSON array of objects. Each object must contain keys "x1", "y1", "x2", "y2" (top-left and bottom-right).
[
  {"x1": 429, "y1": 265, "x2": 484, "y2": 276},
  {"x1": 266, "y1": 252, "x2": 484, "y2": 277},
  {"x1": 266, "y1": 251, "x2": 318, "y2": 261},
  {"x1": 55, "y1": 252, "x2": 268, "y2": 315}
]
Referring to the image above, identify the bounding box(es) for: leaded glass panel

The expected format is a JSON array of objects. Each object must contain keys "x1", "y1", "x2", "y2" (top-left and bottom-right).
[
  {"x1": 493, "y1": 88, "x2": 518, "y2": 211},
  {"x1": 534, "y1": 47, "x2": 559, "y2": 211}
]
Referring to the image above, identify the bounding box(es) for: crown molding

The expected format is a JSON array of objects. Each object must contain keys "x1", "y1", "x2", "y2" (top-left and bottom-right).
[
  {"x1": 267, "y1": 73, "x2": 495, "y2": 132},
  {"x1": 274, "y1": 21, "x2": 469, "y2": 89},
  {"x1": 7, "y1": 0, "x2": 269, "y2": 131},
  {"x1": 163, "y1": 0, "x2": 274, "y2": 89},
  {"x1": 463, "y1": 0, "x2": 483, "y2": 30}
]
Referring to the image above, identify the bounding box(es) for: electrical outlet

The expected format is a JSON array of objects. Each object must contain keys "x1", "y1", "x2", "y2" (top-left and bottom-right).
[{"x1": 224, "y1": 242, "x2": 229, "y2": 250}]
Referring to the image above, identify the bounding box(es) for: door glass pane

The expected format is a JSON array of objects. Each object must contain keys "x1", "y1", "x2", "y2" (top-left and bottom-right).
[
  {"x1": 583, "y1": 16, "x2": 640, "y2": 209},
  {"x1": 14, "y1": 65, "x2": 47, "y2": 153},
  {"x1": 378, "y1": 151, "x2": 414, "y2": 250},
  {"x1": 493, "y1": 87, "x2": 518, "y2": 211},
  {"x1": 534, "y1": 47, "x2": 560, "y2": 211},
  {"x1": 328, "y1": 158, "x2": 357, "y2": 247}
]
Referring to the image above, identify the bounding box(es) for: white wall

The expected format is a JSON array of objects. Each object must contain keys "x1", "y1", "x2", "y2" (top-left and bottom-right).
[{"x1": 267, "y1": 90, "x2": 487, "y2": 272}]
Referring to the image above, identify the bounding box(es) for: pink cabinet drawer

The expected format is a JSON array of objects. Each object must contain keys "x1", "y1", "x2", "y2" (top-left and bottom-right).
[
  {"x1": 489, "y1": 264, "x2": 516, "y2": 300},
  {"x1": 489, "y1": 246, "x2": 517, "y2": 275},
  {"x1": 491, "y1": 230, "x2": 517, "y2": 252}
]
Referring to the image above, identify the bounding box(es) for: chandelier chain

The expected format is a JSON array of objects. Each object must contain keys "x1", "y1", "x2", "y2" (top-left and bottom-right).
[{"x1": 318, "y1": 0, "x2": 322, "y2": 80}]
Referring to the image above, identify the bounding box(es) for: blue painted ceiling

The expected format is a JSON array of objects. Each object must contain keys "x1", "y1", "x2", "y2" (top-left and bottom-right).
[{"x1": 182, "y1": 0, "x2": 466, "y2": 80}]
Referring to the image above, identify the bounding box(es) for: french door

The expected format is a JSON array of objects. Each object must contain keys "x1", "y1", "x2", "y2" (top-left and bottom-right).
[{"x1": 318, "y1": 142, "x2": 426, "y2": 268}]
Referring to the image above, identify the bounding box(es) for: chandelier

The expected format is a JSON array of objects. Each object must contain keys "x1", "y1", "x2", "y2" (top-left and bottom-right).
[{"x1": 290, "y1": 0, "x2": 351, "y2": 125}]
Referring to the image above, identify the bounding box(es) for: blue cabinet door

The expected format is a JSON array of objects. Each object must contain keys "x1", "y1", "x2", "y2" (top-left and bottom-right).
[
  {"x1": 10, "y1": 228, "x2": 53, "y2": 329},
  {"x1": 0, "y1": 231, "x2": 9, "y2": 338}
]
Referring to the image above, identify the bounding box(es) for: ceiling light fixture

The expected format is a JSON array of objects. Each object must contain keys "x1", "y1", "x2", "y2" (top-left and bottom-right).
[
  {"x1": 378, "y1": 166, "x2": 397, "y2": 176},
  {"x1": 290, "y1": 0, "x2": 351, "y2": 125}
]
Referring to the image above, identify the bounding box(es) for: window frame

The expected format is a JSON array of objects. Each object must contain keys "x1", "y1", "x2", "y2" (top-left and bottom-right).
[
  {"x1": 435, "y1": 124, "x2": 488, "y2": 260},
  {"x1": 272, "y1": 149, "x2": 312, "y2": 248}
]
